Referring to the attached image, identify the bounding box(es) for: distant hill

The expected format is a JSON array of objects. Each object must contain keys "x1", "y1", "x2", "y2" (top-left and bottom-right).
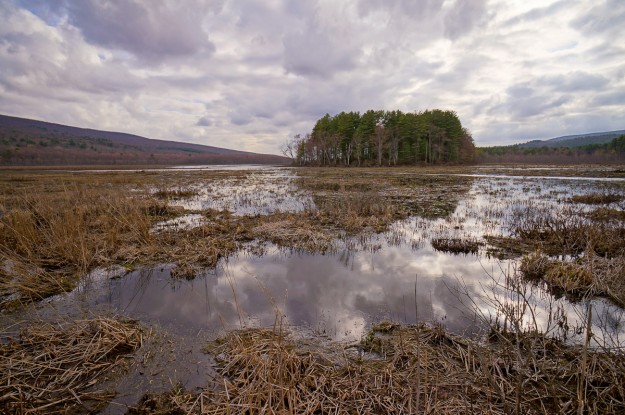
[
  {"x1": 477, "y1": 131, "x2": 625, "y2": 164},
  {"x1": 0, "y1": 114, "x2": 289, "y2": 166},
  {"x1": 518, "y1": 130, "x2": 625, "y2": 148}
]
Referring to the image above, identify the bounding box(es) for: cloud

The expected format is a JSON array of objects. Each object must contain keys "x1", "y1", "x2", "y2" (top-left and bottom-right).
[
  {"x1": 0, "y1": 0, "x2": 623, "y2": 154},
  {"x1": 196, "y1": 116, "x2": 212, "y2": 126},
  {"x1": 66, "y1": 0, "x2": 216, "y2": 62},
  {"x1": 591, "y1": 91, "x2": 625, "y2": 107},
  {"x1": 356, "y1": 0, "x2": 443, "y2": 21},
  {"x1": 538, "y1": 71, "x2": 609, "y2": 92},
  {"x1": 504, "y1": 0, "x2": 570, "y2": 26},
  {"x1": 282, "y1": 9, "x2": 361, "y2": 78},
  {"x1": 571, "y1": 0, "x2": 625, "y2": 37},
  {"x1": 444, "y1": 0, "x2": 488, "y2": 41}
]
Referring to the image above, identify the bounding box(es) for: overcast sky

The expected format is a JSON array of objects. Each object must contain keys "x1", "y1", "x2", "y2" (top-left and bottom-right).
[{"x1": 1, "y1": 0, "x2": 623, "y2": 154}]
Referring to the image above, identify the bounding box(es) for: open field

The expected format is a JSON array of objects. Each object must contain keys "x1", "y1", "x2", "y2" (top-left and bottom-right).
[{"x1": 2, "y1": 164, "x2": 625, "y2": 413}]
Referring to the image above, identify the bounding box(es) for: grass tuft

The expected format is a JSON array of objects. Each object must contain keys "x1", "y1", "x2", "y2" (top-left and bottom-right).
[{"x1": 0, "y1": 317, "x2": 142, "y2": 414}]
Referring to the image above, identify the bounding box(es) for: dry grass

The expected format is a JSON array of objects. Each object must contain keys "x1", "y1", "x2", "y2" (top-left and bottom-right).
[
  {"x1": 0, "y1": 171, "x2": 274, "y2": 309},
  {"x1": 432, "y1": 238, "x2": 482, "y2": 255},
  {"x1": 296, "y1": 168, "x2": 474, "y2": 221},
  {"x1": 571, "y1": 193, "x2": 624, "y2": 204},
  {"x1": 0, "y1": 167, "x2": 475, "y2": 310},
  {"x1": 130, "y1": 324, "x2": 625, "y2": 414},
  {"x1": 503, "y1": 206, "x2": 625, "y2": 258},
  {"x1": 154, "y1": 188, "x2": 199, "y2": 199},
  {"x1": 587, "y1": 207, "x2": 625, "y2": 222},
  {"x1": 0, "y1": 317, "x2": 142, "y2": 414},
  {"x1": 0, "y1": 184, "x2": 160, "y2": 309},
  {"x1": 251, "y1": 217, "x2": 335, "y2": 253},
  {"x1": 520, "y1": 251, "x2": 625, "y2": 307}
]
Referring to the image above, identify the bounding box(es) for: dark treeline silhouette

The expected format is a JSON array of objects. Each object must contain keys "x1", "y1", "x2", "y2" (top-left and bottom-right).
[
  {"x1": 283, "y1": 109, "x2": 475, "y2": 166},
  {"x1": 477, "y1": 135, "x2": 625, "y2": 164}
]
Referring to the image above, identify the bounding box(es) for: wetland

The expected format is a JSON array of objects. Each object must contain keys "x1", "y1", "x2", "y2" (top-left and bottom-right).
[{"x1": 2, "y1": 164, "x2": 625, "y2": 414}]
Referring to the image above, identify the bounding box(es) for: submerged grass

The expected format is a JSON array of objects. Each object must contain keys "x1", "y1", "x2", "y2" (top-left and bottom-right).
[
  {"x1": 130, "y1": 323, "x2": 625, "y2": 414},
  {"x1": 0, "y1": 317, "x2": 142, "y2": 414}
]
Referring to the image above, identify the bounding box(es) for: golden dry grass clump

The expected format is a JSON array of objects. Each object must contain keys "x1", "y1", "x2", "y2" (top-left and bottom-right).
[
  {"x1": 131, "y1": 324, "x2": 625, "y2": 414},
  {"x1": 520, "y1": 251, "x2": 625, "y2": 307},
  {"x1": 0, "y1": 317, "x2": 142, "y2": 414},
  {"x1": 0, "y1": 182, "x2": 176, "y2": 309}
]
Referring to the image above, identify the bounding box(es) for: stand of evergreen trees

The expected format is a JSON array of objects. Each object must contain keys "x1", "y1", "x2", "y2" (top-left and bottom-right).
[{"x1": 284, "y1": 109, "x2": 475, "y2": 166}]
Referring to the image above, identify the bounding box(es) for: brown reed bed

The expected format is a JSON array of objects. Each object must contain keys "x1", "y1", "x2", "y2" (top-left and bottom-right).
[
  {"x1": 0, "y1": 317, "x2": 142, "y2": 414},
  {"x1": 571, "y1": 193, "x2": 624, "y2": 205},
  {"x1": 520, "y1": 251, "x2": 625, "y2": 307},
  {"x1": 431, "y1": 238, "x2": 482, "y2": 255},
  {"x1": 129, "y1": 323, "x2": 625, "y2": 414},
  {"x1": 587, "y1": 207, "x2": 625, "y2": 222},
  {"x1": 153, "y1": 188, "x2": 199, "y2": 199},
  {"x1": 296, "y1": 167, "x2": 474, "y2": 221},
  {"x1": 0, "y1": 182, "x2": 180, "y2": 309},
  {"x1": 489, "y1": 205, "x2": 625, "y2": 258}
]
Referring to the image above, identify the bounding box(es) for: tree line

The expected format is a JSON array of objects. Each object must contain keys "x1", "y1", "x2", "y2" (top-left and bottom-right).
[
  {"x1": 477, "y1": 135, "x2": 625, "y2": 164},
  {"x1": 283, "y1": 109, "x2": 475, "y2": 166}
]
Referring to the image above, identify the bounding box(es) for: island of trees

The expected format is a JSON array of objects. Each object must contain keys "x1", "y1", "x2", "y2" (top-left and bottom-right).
[{"x1": 283, "y1": 109, "x2": 475, "y2": 166}]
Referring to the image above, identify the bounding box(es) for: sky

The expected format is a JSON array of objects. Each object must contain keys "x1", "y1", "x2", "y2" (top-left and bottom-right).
[{"x1": 0, "y1": 0, "x2": 624, "y2": 154}]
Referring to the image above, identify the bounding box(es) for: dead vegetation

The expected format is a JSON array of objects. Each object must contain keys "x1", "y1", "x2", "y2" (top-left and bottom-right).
[
  {"x1": 0, "y1": 183, "x2": 157, "y2": 309},
  {"x1": 431, "y1": 238, "x2": 481, "y2": 254},
  {"x1": 483, "y1": 199, "x2": 625, "y2": 306},
  {"x1": 520, "y1": 251, "x2": 625, "y2": 307},
  {"x1": 587, "y1": 207, "x2": 625, "y2": 222},
  {"x1": 487, "y1": 204, "x2": 625, "y2": 257},
  {"x1": 0, "y1": 168, "x2": 474, "y2": 310},
  {"x1": 0, "y1": 317, "x2": 142, "y2": 414},
  {"x1": 571, "y1": 193, "x2": 624, "y2": 204},
  {"x1": 129, "y1": 323, "x2": 625, "y2": 414},
  {"x1": 296, "y1": 167, "x2": 474, "y2": 221},
  {"x1": 154, "y1": 188, "x2": 199, "y2": 199},
  {"x1": 251, "y1": 217, "x2": 335, "y2": 253}
]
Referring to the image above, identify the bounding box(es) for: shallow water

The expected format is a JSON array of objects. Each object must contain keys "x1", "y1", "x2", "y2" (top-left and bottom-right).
[
  {"x1": 3, "y1": 167, "x2": 625, "y2": 413},
  {"x1": 168, "y1": 168, "x2": 313, "y2": 215},
  {"x1": 31, "y1": 172, "x2": 625, "y2": 346}
]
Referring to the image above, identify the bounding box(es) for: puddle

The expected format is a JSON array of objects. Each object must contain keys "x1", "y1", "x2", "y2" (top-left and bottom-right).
[
  {"x1": 152, "y1": 214, "x2": 205, "y2": 232},
  {"x1": 169, "y1": 169, "x2": 314, "y2": 215}
]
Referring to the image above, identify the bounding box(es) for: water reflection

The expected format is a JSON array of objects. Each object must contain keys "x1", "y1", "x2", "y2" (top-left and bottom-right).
[
  {"x1": 39, "y1": 240, "x2": 623, "y2": 349},
  {"x1": 170, "y1": 169, "x2": 313, "y2": 215},
  {"x1": 29, "y1": 174, "x2": 625, "y2": 348}
]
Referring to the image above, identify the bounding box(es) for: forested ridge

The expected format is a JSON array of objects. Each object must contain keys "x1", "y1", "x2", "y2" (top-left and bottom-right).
[
  {"x1": 284, "y1": 109, "x2": 475, "y2": 166},
  {"x1": 477, "y1": 134, "x2": 625, "y2": 164},
  {"x1": 0, "y1": 114, "x2": 288, "y2": 166}
]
